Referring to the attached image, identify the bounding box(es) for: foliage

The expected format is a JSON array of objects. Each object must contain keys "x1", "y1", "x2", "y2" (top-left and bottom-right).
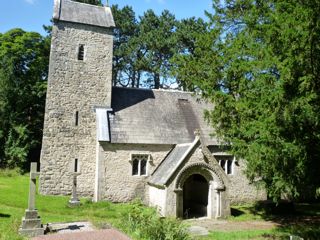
[
  {"x1": 0, "y1": 174, "x2": 190, "y2": 240},
  {"x1": 173, "y1": 17, "x2": 208, "y2": 90},
  {"x1": 173, "y1": 0, "x2": 320, "y2": 201},
  {"x1": 72, "y1": 0, "x2": 102, "y2": 6},
  {"x1": 112, "y1": 6, "x2": 206, "y2": 89},
  {"x1": 1, "y1": 175, "x2": 319, "y2": 240},
  {"x1": 120, "y1": 200, "x2": 190, "y2": 240},
  {"x1": 0, "y1": 168, "x2": 21, "y2": 177},
  {"x1": 0, "y1": 29, "x2": 50, "y2": 170},
  {"x1": 111, "y1": 5, "x2": 141, "y2": 88},
  {"x1": 138, "y1": 10, "x2": 178, "y2": 89}
]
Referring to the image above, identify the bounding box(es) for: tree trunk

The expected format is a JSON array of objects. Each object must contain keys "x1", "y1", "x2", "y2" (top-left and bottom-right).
[{"x1": 154, "y1": 73, "x2": 160, "y2": 89}]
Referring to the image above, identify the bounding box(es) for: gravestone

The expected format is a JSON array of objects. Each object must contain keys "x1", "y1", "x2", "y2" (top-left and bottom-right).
[
  {"x1": 69, "y1": 159, "x2": 81, "y2": 206},
  {"x1": 19, "y1": 162, "x2": 44, "y2": 237}
]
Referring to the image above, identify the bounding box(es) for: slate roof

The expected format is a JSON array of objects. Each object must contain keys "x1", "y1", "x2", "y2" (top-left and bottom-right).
[
  {"x1": 149, "y1": 140, "x2": 197, "y2": 187},
  {"x1": 109, "y1": 87, "x2": 218, "y2": 145},
  {"x1": 53, "y1": 0, "x2": 115, "y2": 28}
]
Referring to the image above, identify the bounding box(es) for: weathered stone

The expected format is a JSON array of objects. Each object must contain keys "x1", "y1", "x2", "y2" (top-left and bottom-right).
[
  {"x1": 19, "y1": 163, "x2": 44, "y2": 237},
  {"x1": 25, "y1": 210, "x2": 39, "y2": 219},
  {"x1": 40, "y1": 18, "x2": 114, "y2": 197},
  {"x1": 39, "y1": 0, "x2": 266, "y2": 221},
  {"x1": 188, "y1": 226, "x2": 209, "y2": 236},
  {"x1": 69, "y1": 173, "x2": 81, "y2": 206}
]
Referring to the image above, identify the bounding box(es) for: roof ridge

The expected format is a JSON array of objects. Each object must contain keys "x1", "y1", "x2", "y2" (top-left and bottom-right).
[
  {"x1": 64, "y1": 0, "x2": 107, "y2": 9},
  {"x1": 112, "y1": 86, "x2": 195, "y2": 94}
]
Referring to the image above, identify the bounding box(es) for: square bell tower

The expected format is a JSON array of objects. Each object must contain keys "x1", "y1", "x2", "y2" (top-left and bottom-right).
[{"x1": 40, "y1": 0, "x2": 115, "y2": 197}]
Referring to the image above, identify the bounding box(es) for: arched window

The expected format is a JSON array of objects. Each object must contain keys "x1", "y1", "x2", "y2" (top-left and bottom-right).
[
  {"x1": 131, "y1": 154, "x2": 149, "y2": 176},
  {"x1": 217, "y1": 156, "x2": 234, "y2": 175},
  {"x1": 78, "y1": 44, "x2": 84, "y2": 61},
  {"x1": 140, "y1": 159, "x2": 147, "y2": 175},
  {"x1": 132, "y1": 159, "x2": 139, "y2": 176}
]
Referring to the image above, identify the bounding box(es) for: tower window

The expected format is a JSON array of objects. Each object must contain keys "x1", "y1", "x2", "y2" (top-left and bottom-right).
[
  {"x1": 78, "y1": 45, "x2": 85, "y2": 61},
  {"x1": 75, "y1": 111, "x2": 79, "y2": 126},
  {"x1": 74, "y1": 158, "x2": 78, "y2": 172}
]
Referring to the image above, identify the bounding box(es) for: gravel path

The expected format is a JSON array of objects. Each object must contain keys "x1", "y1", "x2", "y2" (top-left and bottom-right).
[
  {"x1": 31, "y1": 222, "x2": 130, "y2": 240},
  {"x1": 32, "y1": 229, "x2": 130, "y2": 240},
  {"x1": 187, "y1": 219, "x2": 278, "y2": 232}
]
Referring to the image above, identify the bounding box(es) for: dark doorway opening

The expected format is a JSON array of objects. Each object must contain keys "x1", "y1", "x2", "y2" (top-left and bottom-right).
[{"x1": 183, "y1": 174, "x2": 209, "y2": 218}]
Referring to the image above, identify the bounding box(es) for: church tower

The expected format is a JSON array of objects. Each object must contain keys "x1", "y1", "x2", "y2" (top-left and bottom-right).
[{"x1": 40, "y1": 0, "x2": 115, "y2": 198}]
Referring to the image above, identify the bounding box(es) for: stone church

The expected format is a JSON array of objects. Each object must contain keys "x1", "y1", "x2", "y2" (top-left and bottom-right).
[{"x1": 40, "y1": 0, "x2": 266, "y2": 219}]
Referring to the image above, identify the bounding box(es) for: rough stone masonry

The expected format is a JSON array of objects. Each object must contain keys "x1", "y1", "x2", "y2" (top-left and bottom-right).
[{"x1": 40, "y1": 0, "x2": 266, "y2": 219}]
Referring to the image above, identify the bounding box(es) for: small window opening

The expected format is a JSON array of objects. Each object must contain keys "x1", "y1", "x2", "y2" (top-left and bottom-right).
[
  {"x1": 78, "y1": 45, "x2": 84, "y2": 61},
  {"x1": 75, "y1": 111, "x2": 79, "y2": 126},
  {"x1": 140, "y1": 160, "x2": 147, "y2": 175},
  {"x1": 131, "y1": 154, "x2": 149, "y2": 176},
  {"x1": 227, "y1": 160, "x2": 232, "y2": 174},
  {"x1": 217, "y1": 156, "x2": 234, "y2": 175},
  {"x1": 220, "y1": 160, "x2": 226, "y2": 171},
  {"x1": 74, "y1": 158, "x2": 78, "y2": 172},
  {"x1": 132, "y1": 159, "x2": 139, "y2": 176}
]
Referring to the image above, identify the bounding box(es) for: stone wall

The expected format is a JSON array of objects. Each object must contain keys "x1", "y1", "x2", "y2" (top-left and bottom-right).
[
  {"x1": 209, "y1": 146, "x2": 267, "y2": 203},
  {"x1": 99, "y1": 143, "x2": 173, "y2": 202},
  {"x1": 228, "y1": 159, "x2": 267, "y2": 203},
  {"x1": 39, "y1": 21, "x2": 113, "y2": 197}
]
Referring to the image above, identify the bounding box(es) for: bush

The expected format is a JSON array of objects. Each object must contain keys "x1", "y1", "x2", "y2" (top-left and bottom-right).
[
  {"x1": 0, "y1": 168, "x2": 21, "y2": 177},
  {"x1": 121, "y1": 201, "x2": 190, "y2": 240}
]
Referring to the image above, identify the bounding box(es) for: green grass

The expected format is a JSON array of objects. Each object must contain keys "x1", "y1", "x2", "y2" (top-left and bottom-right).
[
  {"x1": 0, "y1": 171, "x2": 189, "y2": 240},
  {"x1": 201, "y1": 229, "x2": 279, "y2": 240},
  {"x1": 1, "y1": 171, "x2": 319, "y2": 240},
  {"x1": 0, "y1": 172, "x2": 141, "y2": 240},
  {"x1": 197, "y1": 203, "x2": 320, "y2": 240}
]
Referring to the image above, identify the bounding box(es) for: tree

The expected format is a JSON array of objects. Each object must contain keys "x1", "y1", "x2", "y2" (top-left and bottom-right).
[
  {"x1": 112, "y1": 5, "x2": 142, "y2": 88},
  {"x1": 138, "y1": 10, "x2": 178, "y2": 88},
  {"x1": 172, "y1": 17, "x2": 208, "y2": 90},
  {"x1": 174, "y1": 0, "x2": 320, "y2": 201},
  {"x1": 0, "y1": 29, "x2": 50, "y2": 169},
  {"x1": 72, "y1": 0, "x2": 102, "y2": 5},
  {"x1": 112, "y1": 7, "x2": 183, "y2": 89}
]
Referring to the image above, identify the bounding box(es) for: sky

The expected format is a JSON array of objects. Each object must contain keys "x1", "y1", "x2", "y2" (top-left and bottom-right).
[{"x1": 0, "y1": 0, "x2": 213, "y2": 35}]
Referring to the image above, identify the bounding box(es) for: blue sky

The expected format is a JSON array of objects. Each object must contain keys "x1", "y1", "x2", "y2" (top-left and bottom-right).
[{"x1": 0, "y1": 0, "x2": 213, "y2": 35}]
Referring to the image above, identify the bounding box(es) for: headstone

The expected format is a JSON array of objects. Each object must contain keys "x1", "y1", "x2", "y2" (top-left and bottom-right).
[
  {"x1": 19, "y1": 162, "x2": 44, "y2": 237},
  {"x1": 69, "y1": 159, "x2": 81, "y2": 206}
]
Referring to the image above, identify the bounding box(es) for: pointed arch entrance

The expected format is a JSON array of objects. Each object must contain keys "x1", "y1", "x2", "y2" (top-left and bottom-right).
[{"x1": 183, "y1": 174, "x2": 209, "y2": 218}]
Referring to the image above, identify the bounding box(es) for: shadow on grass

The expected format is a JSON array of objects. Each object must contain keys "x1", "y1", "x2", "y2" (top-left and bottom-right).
[
  {"x1": 0, "y1": 213, "x2": 11, "y2": 218},
  {"x1": 248, "y1": 201, "x2": 320, "y2": 240},
  {"x1": 231, "y1": 208, "x2": 245, "y2": 217}
]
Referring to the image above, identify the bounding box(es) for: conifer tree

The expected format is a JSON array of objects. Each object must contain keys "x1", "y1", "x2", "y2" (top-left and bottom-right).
[{"x1": 174, "y1": 0, "x2": 320, "y2": 201}]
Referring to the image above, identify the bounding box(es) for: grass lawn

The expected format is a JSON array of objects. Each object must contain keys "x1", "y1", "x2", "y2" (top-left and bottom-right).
[
  {"x1": 0, "y1": 170, "x2": 319, "y2": 240},
  {"x1": 197, "y1": 203, "x2": 320, "y2": 240},
  {"x1": 0, "y1": 170, "x2": 143, "y2": 240}
]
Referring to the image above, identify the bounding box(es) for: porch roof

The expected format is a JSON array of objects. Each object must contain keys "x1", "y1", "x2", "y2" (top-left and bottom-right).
[{"x1": 148, "y1": 137, "x2": 199, "y2": 187}]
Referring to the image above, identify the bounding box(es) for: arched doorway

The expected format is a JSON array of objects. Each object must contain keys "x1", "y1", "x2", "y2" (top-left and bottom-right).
[{"x1": 183, "y1": 174, "x2": 209, "y2": 218}]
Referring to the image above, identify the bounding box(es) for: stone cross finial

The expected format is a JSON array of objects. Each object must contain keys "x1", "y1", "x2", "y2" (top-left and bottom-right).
[
  {"x1": 194, "y1": 129, "x2": 201, "y2": 137},
  {"x1": 19, "y1": 162, "x2": 44, "y2": 237},
  {"x1": 28, "y1": 162, "x2": 40, "y2": 211}
]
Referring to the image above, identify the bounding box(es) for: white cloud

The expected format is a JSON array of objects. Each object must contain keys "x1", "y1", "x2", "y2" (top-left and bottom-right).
[{"x1": 24, "y1": 0, "x2": 36, "y2": 4}]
